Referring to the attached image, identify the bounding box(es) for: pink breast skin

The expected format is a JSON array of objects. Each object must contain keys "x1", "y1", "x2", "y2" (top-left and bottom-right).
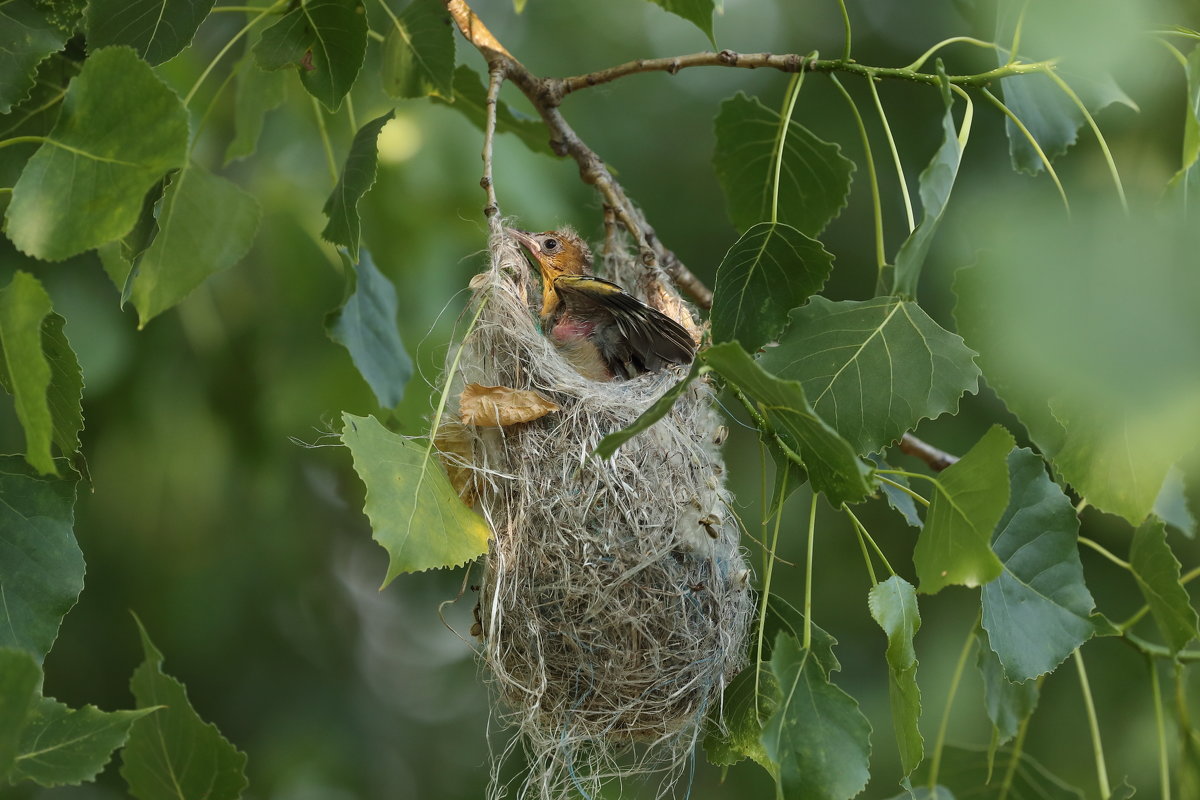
[{"x1": 551, "y1": 317, "x2": 597, "y2": 344}]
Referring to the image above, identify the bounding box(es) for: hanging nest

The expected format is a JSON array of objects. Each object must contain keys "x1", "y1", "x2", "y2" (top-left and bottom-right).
[{"x1": 441, "y1": 218, "x2": 754, "y2": 800}]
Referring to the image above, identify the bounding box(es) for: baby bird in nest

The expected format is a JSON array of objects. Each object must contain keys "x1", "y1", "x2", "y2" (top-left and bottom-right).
[{"x1": 509, "y1": 227, "x2": 696, "y2": 381}]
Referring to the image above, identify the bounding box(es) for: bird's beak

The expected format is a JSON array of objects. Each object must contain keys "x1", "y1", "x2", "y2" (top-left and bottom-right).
[{"x1": 507, "y1": 228, "x2": 540, "y2": 255}]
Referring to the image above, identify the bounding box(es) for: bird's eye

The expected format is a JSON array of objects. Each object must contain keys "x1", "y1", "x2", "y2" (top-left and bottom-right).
[{"x1": 543, "y1": 238, "x2": 559, "y2": 251}]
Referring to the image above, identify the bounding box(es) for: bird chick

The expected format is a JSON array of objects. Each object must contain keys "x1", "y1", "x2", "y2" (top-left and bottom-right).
[{"x1": 509, "y1": 227, "x2": 695, "y2": 381}]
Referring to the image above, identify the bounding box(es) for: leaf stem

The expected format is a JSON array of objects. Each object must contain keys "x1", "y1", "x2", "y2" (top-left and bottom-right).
[
  {"x1": 845, "y1": 507, "x2": 878, "y2": 586},
  {"x1": 1149, "y1": 657, "x2": 1170, "y2": 800},
  {"x1": 980, "y1": 87, "x2": 1069, "y2": 213},
  {"x1": 1008, "y1": 0, "x2": 1030, "y2": 62},
  {"x1": 930, "y1": 617, "x2": 978, "y2": 791},
  {"x1": 1074, "y1": 648, "x2": 1111, "y2": 799},
  {"x1": 311, "y1": 97, "x2": 339, "y2": 183},
  {"x1": 345, "y1": 93, "x2": 358, "y2": 134},
  {"x1": 845, "y1": 504, "x2": 896, "y2": 579},
  {"x1": 866, "y1": 76, "x2": 915, "y2": 233},
  {"x1": 876, "y1": 475, "x2": 930, "y2": 507},
  {"x1": 803, "y1": 493, "x2": 817, "y2": 651},
  {"x1": 770, "y1": 71, "x2": 806, "y2": 225},
  {"x1": 0, "y1": 135, "x2": 47, "y2": 150},
  {"x1": 835, "y1": 0, "x2": 852, "y2": 62},
  {"x1": 998, "y1": 707, "x2": 1034, "y2": 800},
  {"x1": 1078, "y1": 535, "x2": 1132, "y2": 571},
  {"x1": 756, "y1": 463, "x2": 789, "y2": 717},
  {"x1": 903, "y1": 36, "x2": 999, "y2": 72},
  {"x1": 1041, "y1": 67, "x2": 1128, "y2": 213},
  {"x1": 184, "y1": 1, "x2": 282, "y2": 107},
  {"x1": 830, "y1": 74, "x2": 885, "y2": 274}
]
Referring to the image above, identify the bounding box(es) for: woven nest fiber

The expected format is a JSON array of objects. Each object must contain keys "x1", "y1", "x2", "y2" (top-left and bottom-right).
[{"x1": 443, "y1": 219, "x2": 753, "y2": 800}]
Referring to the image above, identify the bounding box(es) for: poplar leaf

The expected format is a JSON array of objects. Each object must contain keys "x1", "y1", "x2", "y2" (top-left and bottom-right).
[
  {"x1": 86, "y1": 0, "x2": 216, "y2": 65},
  {"x1": 0, "y1": 457, "x2": 82, "y2": 663},
  {"x1": 5, "y1": 47, "x2": 189, "y2": 261},
  {"x1": 0, "y1": 1, "x2": 67, "y2": 114},
  {"x1": 761, "y1": 296, "x2": 980, "y2": 456},
  {"x1": 322, "y1": 111, "x2": 393, "y2": 261},
  {"x1": 868, "y1": 576, "x2": 923, "y2": 776},
  {"x1": 224, "y1": 25, "x2": 287, "y2": 165},
  {"x1": 121, "y1": 617, "x2": 248, "y2": 800},
  {"x1": 1130, "y1": 518, "x2": 1199, "y2": 654},
  {"x1": 0, "y1": 272, "x2": 55, "y2": 474},
  {"x1": 12, "y1": 698, "x2": 155, "y2": 786},
  {"x1": 341, "y1": 413, "x2": 491, "y2": 583},
  {"x1": 712, "y1": 92, "x2": 855, "y2": 235},
  {"x1": 975, "y1": 627, "x2": 1039, "y2": 745},
  {"x1": 0, "y1": 648, "x2": 41, "y2": 781},
  {"x1": 710, "y1": 222, "x2": 833, "y2": 352},
  {"x1": 381, "y1": 0, "x2": 454, "y2": 99},
  {"x1": 913, "y1": 425, "x2": 1012, "y2": 594},
  {"x1": 254, "y1": 0, "x2": 367, "y2": 112}
]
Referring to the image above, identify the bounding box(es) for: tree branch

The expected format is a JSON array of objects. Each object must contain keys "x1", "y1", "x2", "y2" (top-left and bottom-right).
[{"x1": 898, "y1": 433, "x2": 959, "y2": 471}]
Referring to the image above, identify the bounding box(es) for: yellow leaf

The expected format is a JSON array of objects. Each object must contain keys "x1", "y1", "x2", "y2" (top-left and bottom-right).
[{"x1": 460, "y1": 383, "x2": 560, "y2": 427}]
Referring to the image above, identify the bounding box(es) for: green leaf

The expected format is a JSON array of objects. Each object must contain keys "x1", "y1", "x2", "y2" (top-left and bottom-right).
[
  {"x1": 85, "y1": 0, "x2": 216, "y2": 65},
  {"x1": 1130, "y1": 518, "x2": 1199, "y2": 654},
  {"x1": 710, "y1": 222, "x2": 833, "y2": 351},
  {"x1": 380, "y1": 0, "x2": 454, "y2": 99},
  {"x1": 12, "y1": 697, "x2": 155, "y2": 786},
  {"x1": 0, "y1": 457, "x2": 82, "y2": 664},
  {"x1": 40, "y1": 312, "x2": 83, "y2": 467},
  {"x1": 646, "y1": 0, "x2": 715, "y2": 45},
  {"x1": 5, "y1": 46, "x2": 189, "y2": 262},
  {"x1": 340, "y1": 413, "x2": 490, "y2": 583},
  {"x1": 128, "y1": 163, "x2": 261, "y2": 328},
  {"x1": 704, "y1": 342, "x2": 873, "y2": 506},
  {"x1": 0, "y1": 648, "x2": 41, "y2": 782},
  {"x1": 1156, "y1": 465, "x2": 1196, "y2": 539},
  {"x1": 254, "y1": 0, "x2": 367, "y2": 112},
  {"x1": 0, "y1": 272, "x2": 55, "y2": 474},
  {"x1": 762, "y1": 631, "x2": 871, "y2": 800},
  {"x1": 981, "y1": 448, "x2": 1097, "y2": 681},
  {"x1": 593, "y1": 360, "x2": 702, "y2": 459},
  {"x1": 871, "y1": 456, "x2": 922, "y2": 528},
  {"x1": 1166, "y1": 45, "x2": 1200, "y2": 210},
  {"x1": 868, "y1": 576, "x2": 923, "y2": 776},
  {"x1": 760, "y1": 296, "x2": 980, "y2": 457},
  {"x1": 905, "y1": 745, "x2": 1084, "y2": 799},
  {"x1": 913, "y1": 425, "x2": 1013, "y2": 594},
  {"x1": 0, "y1": 1, "x2": 68, "y2": 114},
  {"x1": 326, "y1": 250, "x2": 412, "y2": 409},
  {"x1": 892, "y1": 74, "x2": 965, "y2": 298},
  {"x1": 322, "y1": 111, "x2": 393, "y2": 261},
  {"x1": 975, "y1": 626, "x2": 1039, "y2": 745},
  {"x1": 121, "y1": 617, "x2": 248, "y2": 800},
  {"x1": 432, "y1": 65, "x2": 551, "y2": 156},
  {"x1": 712, "y1": 92, "x2": 855, "y2": 236},
  {"x1": 224, "y1": 25, "x2": 287, "y2": 165}
]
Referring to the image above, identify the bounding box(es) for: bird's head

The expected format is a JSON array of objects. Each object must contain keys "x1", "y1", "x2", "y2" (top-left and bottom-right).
[{"x1": 509, "y1": 228, "x2": 593, "y2": 280}]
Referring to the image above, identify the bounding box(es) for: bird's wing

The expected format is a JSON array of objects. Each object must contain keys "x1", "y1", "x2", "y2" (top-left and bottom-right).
[{"x1": 553, "y1": 275, "x2": 696, "y2": 375}]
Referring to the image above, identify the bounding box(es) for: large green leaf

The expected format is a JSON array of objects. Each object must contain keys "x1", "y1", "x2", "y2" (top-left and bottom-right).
[
  {"x1": 593, "y1": 360, "x2": 701, "y2": 459},
  {"x1": 913, "y1": 425, "x2": 1013, "y2": 594},
  {"x1": 981, "y1": 448, "x2": 1097, "y2": 681},
  {"x1": 322, "y1": 111, "x2": 393, "y2": 261},
  {"x1": 120, "y1": 618, "x2": 248, "y2": 800},
  {"x1": 975, "y1": 626, "x2": 1039, "y2": 745},
  {"x1": 712, "y1": 92, "x2": 855, "y2": 236},
  {"x1": 704, "y1": 342, "x2": 873, "y2": 506},
  {"x1": 40, "y1": 312, "x2": 84, "y2": 469},
  {"x1": 762, "y1": 632, "x2": 871, "y2": 800},
  {"x1": 868, "y1": 576, "x2": 923, "y2": 776},
  {"x1": 224, "y1": 24, "x2": 287, "y2": 165},
  {"x1": 380, "y1": 0, "x2": 454, "y2": 99},
  {"x1": 12, "y1": 698, "x2": 155, "y2": 786},
  {"x1": 760, "y1": 296, "x2": 980, "y2": 457},
  {"x1": 0, "y1": 457, "x2": 82, "y2": 664},
  {"x1": 340, "y1": 413, "x2": 491, "y2": 583},
  {"x1": 0, "y1": 648, "x2": 41, "y2": 782},
  {"x1": 892, "y1": 74, "x2": 965, "y2": 298},
  {"x1": 254, "y1": 0, "x2": 367, "y2": 112},
  {"x1": 646, "y1": 0, "x2": 715, "y2": 45},
  {"x1": 5, "y1": 47, "x2": 189, "y2": 261},
  {"x1": 128, "y1": 163, "x2": 261, "y2": 328},
  {"x1": 0, "y1": 1, "x2": 67, "y2": 114},
  {"x1": 905, "y1": 745, "x2": 1084, "y2": 799},
  {"x1": 326, "y1": 250, "x2": 412, "y2": 409},
  {"x1": 1156, "y1": 465, "x2": 1196, "y2": 539},
  {"x1": 432, "y1": 65, "x2": 552, "y2": 156},
  {"x1": 710, "y1": 222, "x2": 833, "y2": 352},
  {"x1": 0, "y1": 272, "x2": 55, "y2": 474},
  {"x1": 1130, "y1": 518, "x2": 1199, "y2": 654},
  {"x1": 85, "y1": 0, "x2": 216, "y2": 65}
]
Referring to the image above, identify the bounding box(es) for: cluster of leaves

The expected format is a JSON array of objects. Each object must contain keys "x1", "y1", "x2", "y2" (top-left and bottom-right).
[{"x1": 2, "y1": 0, "x2": 1200, "y2": 798}]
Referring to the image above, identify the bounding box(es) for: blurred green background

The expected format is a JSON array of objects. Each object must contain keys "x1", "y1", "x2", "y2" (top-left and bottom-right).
[{"x1": 2, "y1": 0, "x2": 1199, "y2": 797}]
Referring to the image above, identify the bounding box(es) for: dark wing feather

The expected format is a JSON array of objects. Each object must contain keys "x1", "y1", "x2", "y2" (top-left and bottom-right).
[{"x1": 554, "y1": 275, "x2": 695, "y2": 376}]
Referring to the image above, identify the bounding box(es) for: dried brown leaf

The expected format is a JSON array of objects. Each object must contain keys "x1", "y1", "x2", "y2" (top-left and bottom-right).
[
  {"x1": 434, "y1": 421, "x2": 477, "y2": 505},
  {"x1": 460, "y1": 383, "x2": 560, "y2": 427}
]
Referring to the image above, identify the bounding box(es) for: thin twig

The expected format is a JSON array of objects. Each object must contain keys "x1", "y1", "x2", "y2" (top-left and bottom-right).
[
  {"x1": 898, "y1": 432, "x2": 958, "y2": 470},
  {"x1": 481, "y1": 67, "x2": 502, "y2": 218}
]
